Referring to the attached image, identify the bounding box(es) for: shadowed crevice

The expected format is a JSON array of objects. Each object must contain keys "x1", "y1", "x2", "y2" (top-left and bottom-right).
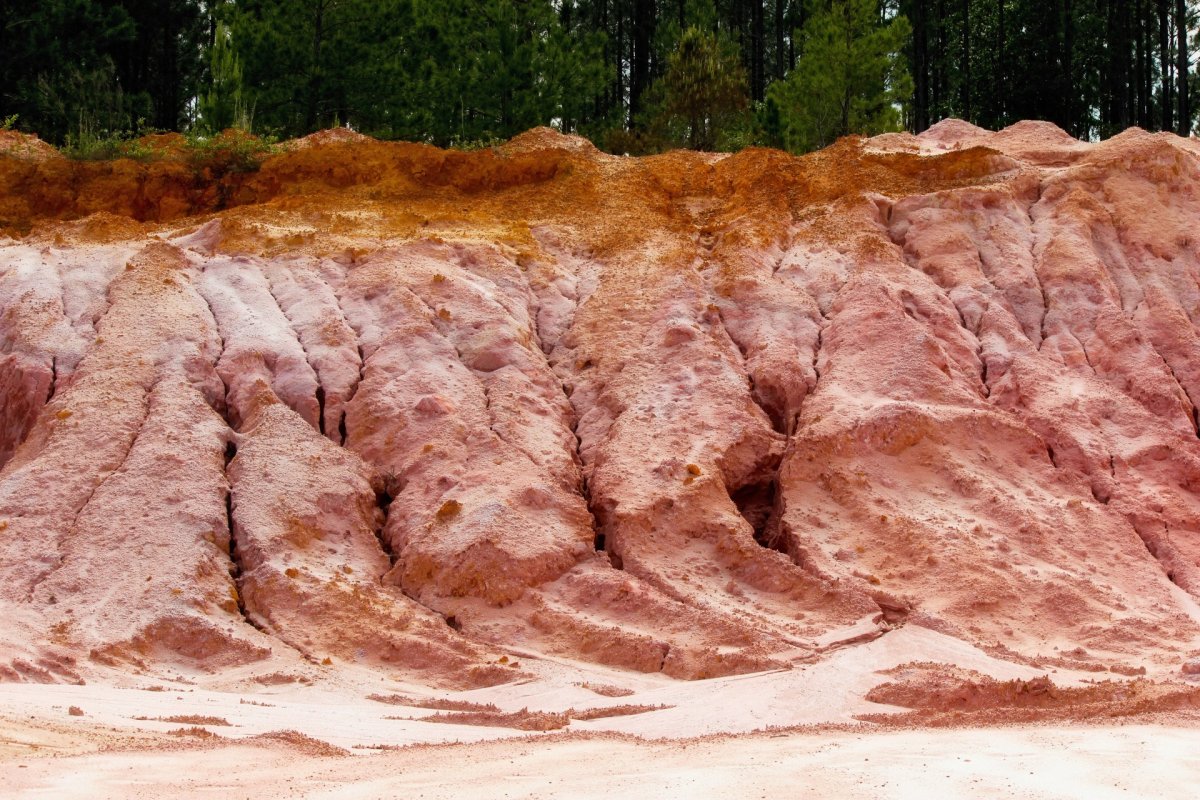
[{"x1": 223, "y1": 440, "x2": 265, "y2": 633}]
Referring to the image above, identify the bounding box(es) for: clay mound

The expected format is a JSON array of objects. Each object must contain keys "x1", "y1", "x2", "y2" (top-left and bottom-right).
[
  {"x1": 242, "y1": 730, "x2": 349, "y2": 757},
  {"x1": 3, "y1": 121, "x2": 1200, "y2": 693},
  {"x1": 0, "y1": 130, "x2": 61, "y2": 162},
  {"x1": 989, "y1": 120, "x2": 1089, "y2": 166},
  {"x1": 497, "y1": 126, "x2": 600, "y2": 156},
  {"x1": 862, "y1": 663, "x2": 1200, "y2": 726},
  {"x1": 917, "y1": 118, "x2": 991, "y2": 147},
  {"x1": 410, "y1": 708, "x2": 571, "y2": 731},
  {"x1": 864, "y1": 131, "x2": 922, "y2": 153},
  {"x1": 994, "y1": 119, "x2": 1077, "y2": 145},
  {"x1": 288, "y1": 127, "x2": 372, "y2": 150}
]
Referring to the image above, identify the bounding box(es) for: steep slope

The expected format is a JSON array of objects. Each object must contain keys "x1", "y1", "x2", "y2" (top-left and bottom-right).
[{"x1": 2, "y1": 123, "x2": 1200, "y2": 687}]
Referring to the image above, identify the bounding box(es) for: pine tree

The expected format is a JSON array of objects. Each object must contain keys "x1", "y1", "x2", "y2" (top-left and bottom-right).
[
  {"x1": 0, "y1": 0, "x2": 141, "y2": 143},
  {"x1": 649, "y1": 26, "x2": 749, "y2": 150},
  {"x1": 403, "y1": 0, "x2": 607, "y2": 145},
  {"x1": 198, "y1": 22, "x2": 248, "y2": 134},
  {"x1": 766, "y1": 0, "x2": 912, "y2": 153}
]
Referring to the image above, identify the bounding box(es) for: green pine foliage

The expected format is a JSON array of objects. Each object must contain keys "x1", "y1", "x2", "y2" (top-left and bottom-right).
[
  {"x1": 198, "y1": 22, "x2": 249, "y2": 134},
  {"x1": 646, "y1": 27, "x2": 750, "y2": 151},
  {"x1": 1, "y1": 1, "x2": 1196, "y2": 154},
  {"x1": 766, "y1": 0, "x2": 912, "y2": 153},
  {"x1": 225, "y1": 0, "x2": 608, "y2": 144}
]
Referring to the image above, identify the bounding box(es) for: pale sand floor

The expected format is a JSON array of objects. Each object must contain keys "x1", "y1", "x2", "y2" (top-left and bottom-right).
[
  {"x1": 0, "y1": 625, "x2": 1047, "y2": 748},
  {"x1": 2, "y1": 724, "x2": 1198, "y2": 799},
  {"x1": 1, "y1": 624, "x2": 1196, "y2": 798}
]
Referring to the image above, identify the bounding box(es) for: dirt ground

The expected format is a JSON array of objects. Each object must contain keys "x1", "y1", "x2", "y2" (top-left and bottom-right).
[
  {"x1": 3, "y1": 719, "x2": 1198, "y2": 799},
  {"x1": 2, "y1": 624, "x2": 1198, "y2": 799}
]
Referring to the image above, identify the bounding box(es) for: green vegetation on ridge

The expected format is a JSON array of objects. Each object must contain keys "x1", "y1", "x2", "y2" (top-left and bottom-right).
[{"x1": 0, "y1": 1, "x2": 1196, "y2": 155}]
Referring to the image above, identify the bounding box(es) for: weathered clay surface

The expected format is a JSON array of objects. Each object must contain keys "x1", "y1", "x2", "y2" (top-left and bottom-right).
[{"x1": 3, "y1": 122, "x2": 1200, "y2": 685}]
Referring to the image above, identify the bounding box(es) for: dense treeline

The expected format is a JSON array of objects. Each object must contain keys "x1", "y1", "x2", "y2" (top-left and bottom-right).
[
  {"x1": 0, "y1": 1, "x2": 1196, "y2": 153},
  {"x1": 902, "y1": 0, "x2": 1197, "y2": 139}
]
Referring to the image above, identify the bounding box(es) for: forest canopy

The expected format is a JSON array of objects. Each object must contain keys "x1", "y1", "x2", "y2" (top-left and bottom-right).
[{"x1": 0, "y1": 1, "x2": 1196, "y2": 154}]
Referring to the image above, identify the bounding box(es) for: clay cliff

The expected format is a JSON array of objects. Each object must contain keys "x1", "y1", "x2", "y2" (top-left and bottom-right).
[{"x1": 3, "y1": 121, "x2": 1200, "y2": 687}]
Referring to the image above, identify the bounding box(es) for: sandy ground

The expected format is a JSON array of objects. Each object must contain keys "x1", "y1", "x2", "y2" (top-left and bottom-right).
[
  {"x1": 2, "y1": 624, "x2": 1197, "y2": 798},
  {"x1": 0, "y1": 625, "x2": 1047, "y2": 748},
  {"x1": 2, "y1": 723, "x2": 1198, "y2": 799}
]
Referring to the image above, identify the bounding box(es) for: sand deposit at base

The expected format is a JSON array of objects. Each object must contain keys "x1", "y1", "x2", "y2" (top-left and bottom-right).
[{"x1": 3, "y1": 121, "x2": 1200, "y2": 792}]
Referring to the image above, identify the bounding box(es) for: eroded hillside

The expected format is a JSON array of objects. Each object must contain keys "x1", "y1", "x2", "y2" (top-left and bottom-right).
[{"x1": 3, "y1": 121, "x2": 1200, "y2": 689}]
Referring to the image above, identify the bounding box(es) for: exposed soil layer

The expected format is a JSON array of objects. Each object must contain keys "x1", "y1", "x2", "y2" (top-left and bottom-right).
[
  {"x1": 862, "y1": 662, "x2": 1200, "y2": 726},
  {"x1": 4, "y1": 123, "x2": 1200, "y2": 716}
]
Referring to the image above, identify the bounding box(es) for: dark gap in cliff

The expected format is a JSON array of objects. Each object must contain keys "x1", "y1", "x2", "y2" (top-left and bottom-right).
[
  {"x1": 260, "y1": 268, "x2": 325, "y2": 436},
  {"x1": 1035, "y1": 282, "x2": 1051, "y2": 351},
  {"x1": 521, "y1": 255, "x2": 619, "y2": 571},
  {"x1": 584, "y1": 473, "x2": 621, "y2": 569},
  {"x1": 949, "y1": 297, "x2": 990, "y2": 399},
  {"x1": 749, "y1": 376, "x2": 788, "y2": 436},
  {"x1": 223, "y1": 441, "x2": 263, "y2": 632},
  {"x1": 341, "y1": 344, "x2": 368, "y2": 446},
  {"x1": 711, "y1": 306, "x2": 788, "y2": 436},
  {"x1": 963, "y1": 317, "x2": 989, "y2": 397},
  {"x1": 568, "y1": 397, "x2": 617, "y2": 567},
  {"x1": 315, "y1": 386, "x2": 326, "y2": 437},
  {"x1": 730, "y1": 441, "x2": 790, "y2": 555},
  {"x1": 1139, "y1": 521, "x2": 1200, "y2": 595},
  {"x1": 1134, "y1": 525, "x2": 1179, "y2": 588},
  {"x1": 1046, "y1": 444, "x2": 1058, "y2": 469},
  {"x1": 46, "y1": 356, "x2": 58, "y2": 403},
  {"x1": 192, "y1": 274, "x2": 271, "y2": 635},
  {"x1": 444, "y1": 615, "x2": 462, "y2": 631},
  {"x1": 541, "y1": 327, "x2": 616, "y2": 568},
  {"x1": 373, "y1": 483, "x2": 396, "y2": 568},
  {"x1": 813, "y1": 322, "x2": 826, "y2": 383},
  {"x1": 1021, "y1": 185, "x2": 1051, "y2": 351},
  {"x1": 872, "y1": 595, "x2": 911, "y2": 627},
  {"x1": 732, "y1": 478, "x2": 787, "y2": 553},
  {"x1": 1153, "y1": 354, "x2": 1200, "y2": 437}
]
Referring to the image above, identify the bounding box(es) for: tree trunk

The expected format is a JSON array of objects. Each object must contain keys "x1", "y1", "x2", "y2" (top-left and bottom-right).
[
  {"x1": 841, "y1": 4, "x2": 852, "y2": 137},
  {"x1": 616, "y1": 7, "x2": 625, "y2": 124},
  {"x1": 960, "y1": 0, "x2": 970, "y2": 119},
  {"x1": 753, "y1": 0, "x2": 765, "y2": 100},
  {"x1": 1064, "y1": 0, "x2": 1077, "y2": 133},
  {"x1": 934, "y1": 0, "x2": 945, "y2": 117},
  {"x1": 306, "y1": 0, "x2": 326, "y2": 133},
  {"x1": 630, "y1": 0, "x2": 654, "y2": 121},
  {"x1": 1143, "y1": 3, "x2": 1154, "y2": 127},
  {"x1": 1137, "y1": 0, "x2": 1147, "y2": 127},
  {"x1": 1177, "y1": 0, "x2": 1191, "y2": 135},
  {"x1": 915, "y1": 0, "x2": 929, "y2": 130},
  {"x1": 997, "y1": 0, "x2": 1006, "y2": 125},
  {"x1": 1159, "y1": 0, "x2": 1173, "y2": 130},
  {"x1": 775, "y1": 0, "x2": 785, "y2": 79},
  {"x1": 1122, "y1": 1, "x2": 1134, "y2": 128}
]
